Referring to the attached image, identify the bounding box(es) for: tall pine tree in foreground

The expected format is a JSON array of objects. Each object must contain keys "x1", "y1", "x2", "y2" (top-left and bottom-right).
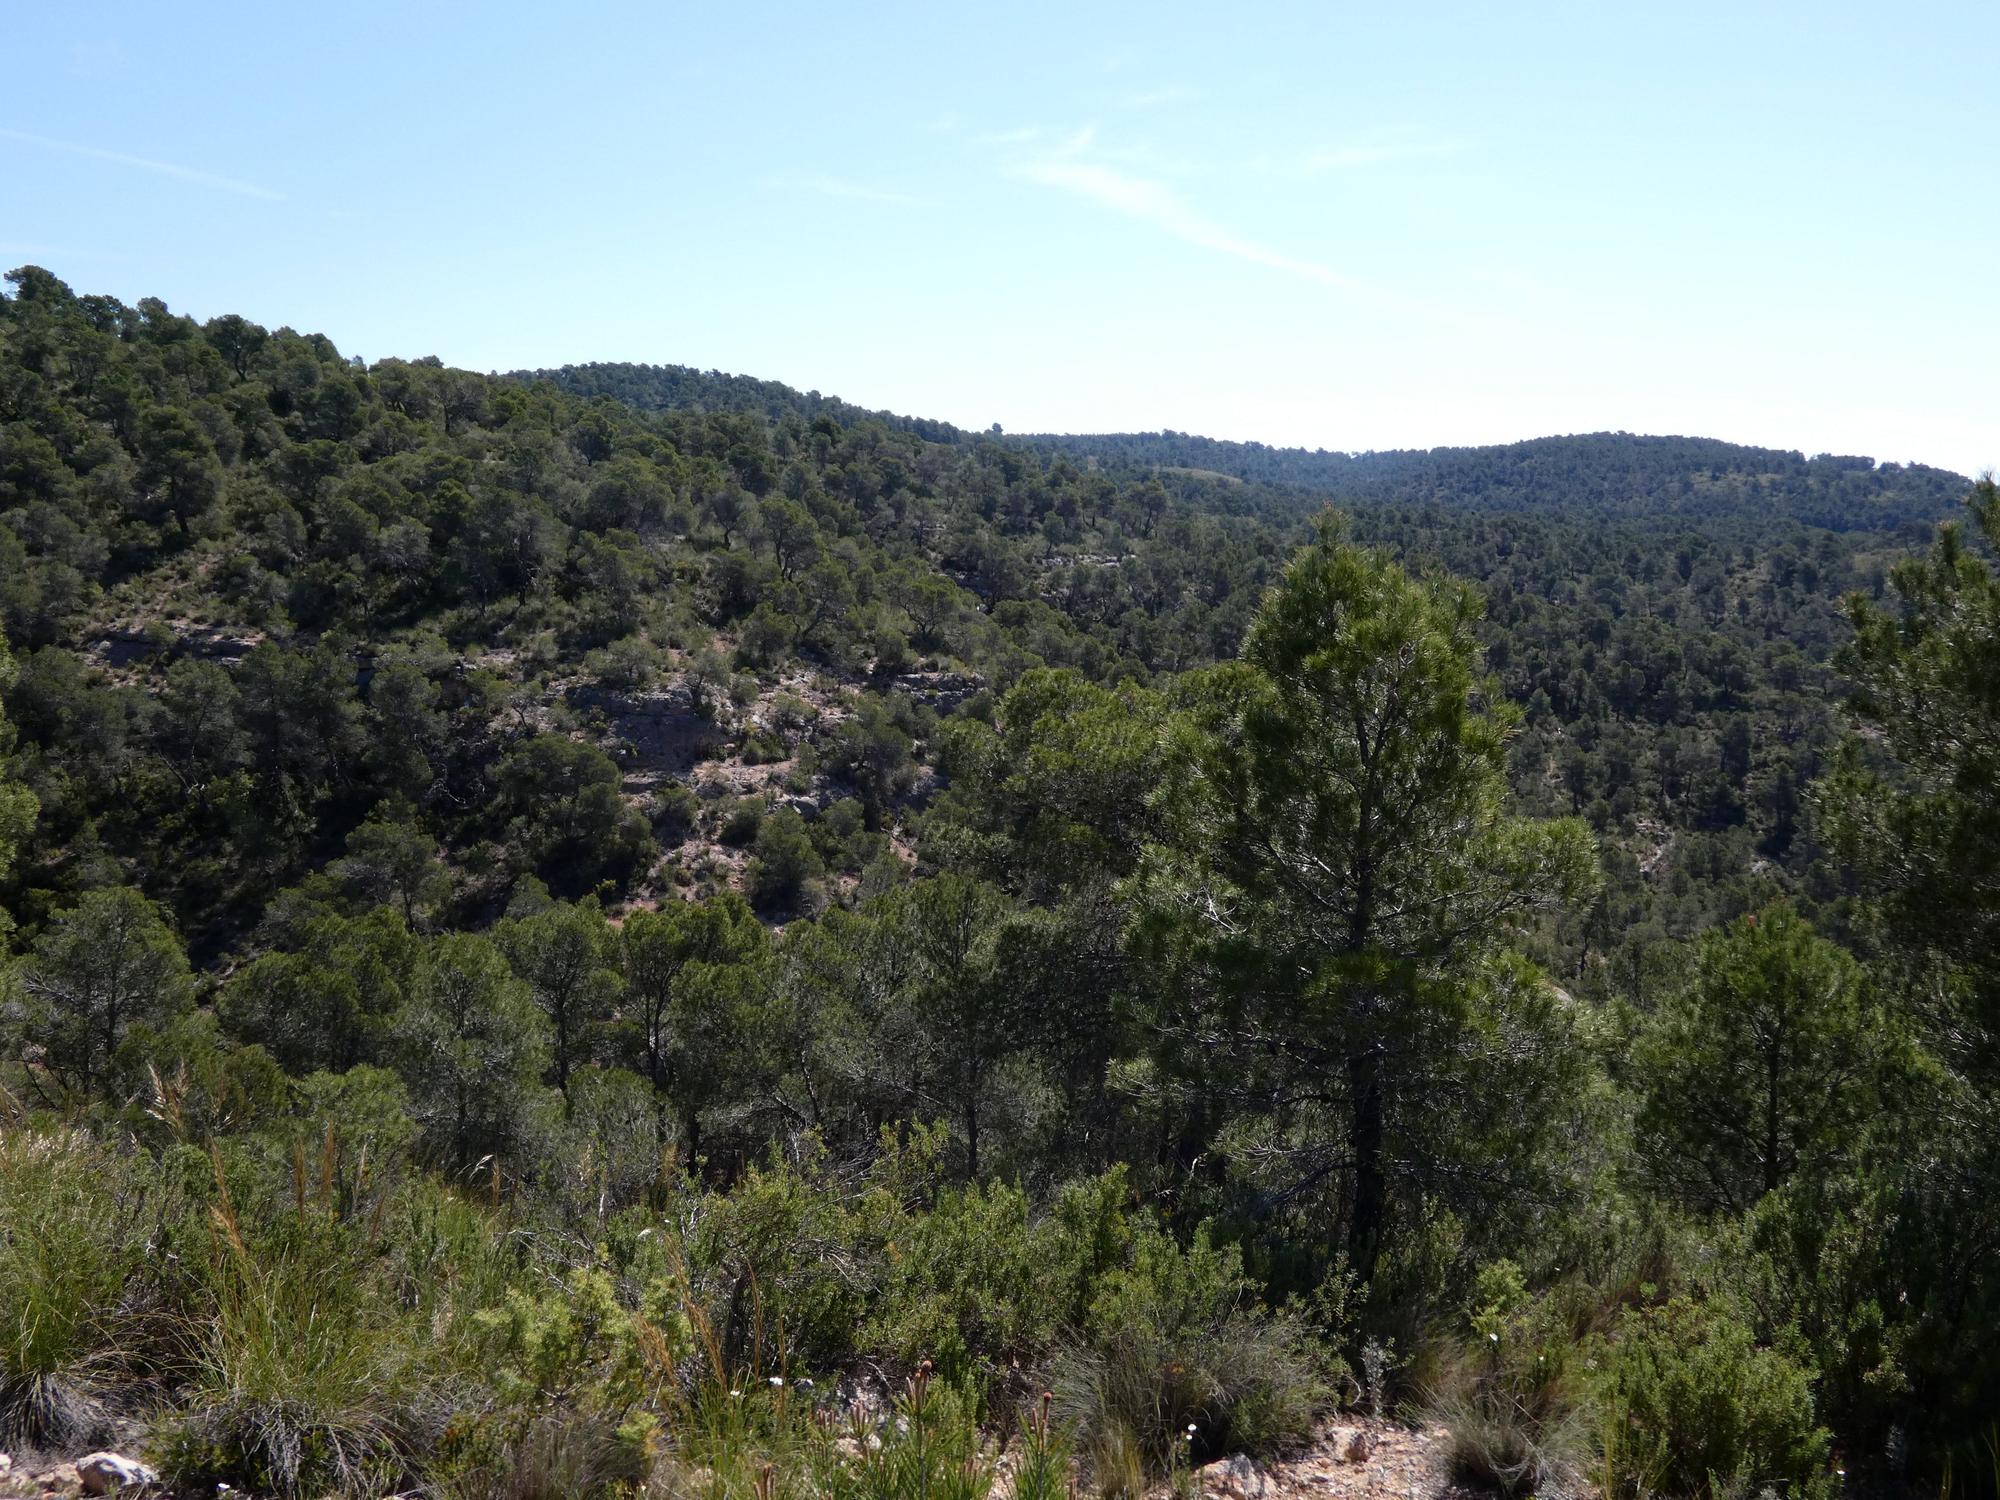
[
  {"x1": 1829, "y1": 476, "x2": 2000, "y2": 1007},
  {"x1": 1812, "y1": 476, "x2": 2000, "y2": 1451},
  {"x1": 1132, "y1": 519, "x2": 1597, "y2": 1285}
]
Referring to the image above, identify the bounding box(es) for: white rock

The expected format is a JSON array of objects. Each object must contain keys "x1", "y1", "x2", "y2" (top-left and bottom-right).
[
  {"x1": 1199, "y1": 1454, "x2": 1268, "y2": 1500},
  {"x1": 76, "y1": 1451, "x2": 157, "y2": 1495}
]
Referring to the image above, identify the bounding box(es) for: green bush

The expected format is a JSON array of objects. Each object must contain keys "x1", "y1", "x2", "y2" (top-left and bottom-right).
[
  {"x1": 586, "y1": 635, "x2": 661, "y2": 691},
  {"x1": 812, "y1": 798, "x2": 883, "y2": 873},
  {"x1": 654, "y1": 782, "x2": 702, "y2": 842},
  {"x1": 718, "y1": 800, "x2": 765, "y2": 847},
  {"x1": 444, "y1": 1266, "x2": 658, "y2": 1500},
  {"x1": 1597, "y1": 1297, "x2": 1830, "y2": 1500},
  {"x1": 672, "y1": 1151, "x2": 873, "y2": 1373},
  {"x1": 748, "y1": 808, "x2": 823, "y2": 912},
  {"x1": 859, "y1": 1170, "x2": 1120, "y2": 1382}
]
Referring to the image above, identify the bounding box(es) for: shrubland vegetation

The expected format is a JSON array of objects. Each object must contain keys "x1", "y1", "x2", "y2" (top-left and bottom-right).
[{"x1": 2, "y1": 264, "x2": 1997, "y2": 1497}]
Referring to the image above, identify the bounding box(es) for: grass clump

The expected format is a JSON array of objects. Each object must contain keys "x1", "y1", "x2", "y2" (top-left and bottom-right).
[
  {"x1": 1430, "y1": 1354, "x2": 1592, "y2": 1499},
  {"x1": 1012, "y1": 1390, "x2": 1077, "y2": 1500},
  {"x1": 1052, "y1": 1225, "x2": 1324, "y2": 1476},
  {"x1": 455, "y1": 1410, "x2": 657, "y2": 1500},
  {"x1": 806, "y1": 1362, "x2": 992, "y2": 1500},
  {"x1": 154, "y1": 1179, "x2": 432, "y2": 1500},
  {"x1": 1423, "y1": 1263, "x2": 1592, "y2": 1498},
  {"x1": 0, "y1": 1129, "x2": 165, "y2": 1453},
  {"x1": 1083, "y1": 1417, "x2": 1145, "y2": 1500}
]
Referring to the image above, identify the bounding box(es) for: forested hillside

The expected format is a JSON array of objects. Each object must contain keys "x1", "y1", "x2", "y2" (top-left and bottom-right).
[
  {"x1": 1019, "y1": 428, "x2": 1967, "y2": 533},
  {"x1": 3, "y1": 267, "x2": 1998, "y2": 1499},
  {"x1": 526, "y1": 360, "x2": 1968, "y2": 531}
]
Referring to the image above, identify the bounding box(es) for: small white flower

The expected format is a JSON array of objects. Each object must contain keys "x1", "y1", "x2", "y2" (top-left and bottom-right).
[
  {"x1": 770, "y1": 1376, "x2": 785, "y2": 1387},
  {"x1": 730, "y1": 1389, "x2": 743, "y2": 1399},
  {"x1": 1488, "y1": 1332, "x2": 1499, "y2": 1343}
]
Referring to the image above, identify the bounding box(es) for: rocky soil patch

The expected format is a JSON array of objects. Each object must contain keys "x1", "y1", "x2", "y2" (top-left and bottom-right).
[{"x1": 1196, "y1": 1420, "x2": 1464, "y2": 1500}]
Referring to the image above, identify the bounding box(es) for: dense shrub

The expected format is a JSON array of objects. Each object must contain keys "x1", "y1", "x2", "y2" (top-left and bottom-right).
[
  {"x1": 747, "y1": 808, "x2": 823, "y2": 912},
  {"x1": 449, "y1": 1267, "x2": 658, "y2": 1499},
  {"x1": 859, "y1": 1164, "x2": 1133, "y2": 1380},
  {"x1": 587, "y1": 635, "x2": 662, "y2": 691},
  {"x1": 717, "y1": 800, "x2": 765, "y2": 847},
  {"x1": 1597, "y1": 1297, "x2": 1830, "y2": 1500}
]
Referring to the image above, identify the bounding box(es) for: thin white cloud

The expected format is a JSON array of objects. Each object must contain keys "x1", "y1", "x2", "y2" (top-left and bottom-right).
[
  {"x1": 971, "y1": 114, "x2": 1485, "y2": 325},
  {"x1": 0, "y1": 127, "x2": 283, "y2": 200},
  {"x1": 1008, "y1": 158, "x2": 1366, "y2": 293},
  {"x1": 774, "y1": 173, "x2": 923, "y2": 206}
]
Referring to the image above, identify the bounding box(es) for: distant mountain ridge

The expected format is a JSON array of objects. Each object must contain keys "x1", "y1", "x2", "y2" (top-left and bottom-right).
[
  {"x1": 1024, "y1": 430, "x2": 1970, "y2": 533},
  {"x1": 513, "y1": 362, "x2": 1968, "y2": 534}
]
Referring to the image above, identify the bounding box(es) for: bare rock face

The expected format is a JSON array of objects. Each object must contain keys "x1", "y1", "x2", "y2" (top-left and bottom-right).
[{"x1": 75, "y1": 1451, "x2": 157, "y2": 1496}]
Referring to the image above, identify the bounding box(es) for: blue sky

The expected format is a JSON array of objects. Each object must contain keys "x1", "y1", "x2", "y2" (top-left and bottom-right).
[{"x1": 4, "y1": 1, "x2": 1996, "y2": 475}]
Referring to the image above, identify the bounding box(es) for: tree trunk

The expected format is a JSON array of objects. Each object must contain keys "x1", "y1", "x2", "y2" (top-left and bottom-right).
[
  {"x1": 1764, "y1": 1044, "x2": 1783, "y2": 1196},
  {"x1": 1347, "y1": 1049, "x2": 1387, "y2": 1285},
  {"x1": 649, "y1": 1018, "x2": 671, "y2": 1145}
]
